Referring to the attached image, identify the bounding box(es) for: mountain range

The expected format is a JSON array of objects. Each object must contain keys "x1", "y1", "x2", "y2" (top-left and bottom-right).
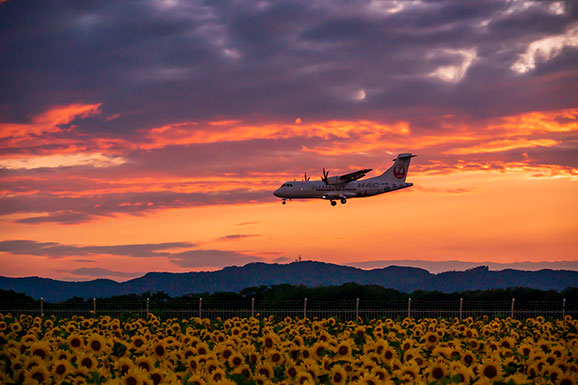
[{"x1": 1, "y1": 262, "x2": 577, "y2": 302}]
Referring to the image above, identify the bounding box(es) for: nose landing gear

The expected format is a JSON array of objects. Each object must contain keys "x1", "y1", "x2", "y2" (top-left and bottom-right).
[
  {"x1": 282, "y1": 199, "x2": 287, "y2": 205},
  {"x1": 330, "y1": 200, "x2": 337, "y2": 206}
]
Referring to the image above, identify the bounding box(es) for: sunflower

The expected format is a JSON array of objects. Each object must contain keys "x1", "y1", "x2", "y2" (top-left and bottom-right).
[
  {"x1": 334, "y1": 340, "x2": 354, "y2": 360},
  {"x1": 426, "y1": 361, "x2": 448, "y2": 381},
  {"x1": 77, "y1": 353, "x2": 97, "y2": 371},
  {"x1": 121, "y1": 367, "x2": 149, "y2": 385},
  {"x1": 227, "y1": 352, "x2": 244, "y2": 368},
  {"x1": 67, "y1": 334, "x2": 84, "y2": 351},
  {"x1": 231, "y1": 364, "x2": 252, "y2": 379},
  {"x1": 131, "y1": 335, "x2": 146, "y2": 351},
  {"x1": 23, "y1": 364, "x2": 50, "y2": 385},
  {"x1": 461, "y1": 351, "x2": 476, "y2": 366},
  {"x1": 382, "y1": 345, "x2": 397, "y2": 361},
  {"x1": 135, "y1": 356, "x2": 153, "y2": 372},
  {"x1": 423, "y1": 332, "x2": 439, "y2": 347},
  {"x1": 395, "y1": 363, "x2": 419, "y2": 382},
  {"x1": 358, "y1": 372, "x2": 381, "y2": 385},
  {"x1": 210, "y1": 368, "x2": 227, "y2": 382},
  {"x1": 312, "y1": 341, "x2": 328, "y2": 358},
  {"x1": 195, "y1": 342, "x2": 210, "y2": 356},
  {"x1": 151, "y1": 340, "x2": 168, "y2": 359},
  {"x1": 285, "y1": 362, "x2": 299, "y2": 378},
  {"x1": 187, "y1": 357, "x2": 199, "y2": 373},
  {"x1": 86, "y1": 334, "x2": 107, "y2": 354},
  {"x1": 559, "y1": 374, "x2": 577, "y2": 385},
  {"x1": 115, "y1": 357, "x2": 134, "y2": 375},
  {"x1": 329, "y1": 365, "x2": 347, "y2": 384},
  {"x1": 479, "y1": 359, "x2": 503, "y2": 381},
  {"x1": 51, "y1": 359, "x2": 72, "y2": 379},
  {"x1": 251, "y1": 361, "x2": 273, "y2": 379},
  {"x1": 295, "y1": 371, "x2": 314, "y2": 385},
  {"x1": 28, "y1": 341, "x2": 51, "y2": 361}
]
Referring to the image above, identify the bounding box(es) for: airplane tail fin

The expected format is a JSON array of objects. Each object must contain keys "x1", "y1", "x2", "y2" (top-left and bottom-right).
[{"x1": 379, "y1": 153, "x2": 416, "y2": 182}]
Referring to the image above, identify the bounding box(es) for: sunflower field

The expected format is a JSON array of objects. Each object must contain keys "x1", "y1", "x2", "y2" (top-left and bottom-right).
[{"x1": 0, "y1": 312, "x2": 577, "y2": 385}]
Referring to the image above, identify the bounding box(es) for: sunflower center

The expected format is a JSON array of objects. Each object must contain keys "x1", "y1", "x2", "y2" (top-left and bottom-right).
[
  {"x1": 126, "y1": 376, "x2": 137, "y2": 385},
  {"x1": 233, "y1": 357, "x2": 242, "y2": 366},
  {"x1": 82, "y1": 358, "x2": 93, "y2": 369},
  {"x1": 91, "y1": 340, "x2": 102, "y2": 351},
  {"x1": 258, "y1": 368, "x2": 270, "y2": 377},
  {"x1": 464, "y1": 355, "x2": 473, "y2": 365},
  {"x1": 155, "y1": 345, "x2": 165, "y2": 356},
  {"x1": 32, "y1": 349, "x2": 46, "y2": 359},
  {"x1": 428, "y1": 335, "x2": 437, "y2": 343},
  {"x1": 32, "y1": 371, "x2": 45, "y2": 382},
  {"x1": 288, "y1": 367, "x2": 297, "y2": 377},
  {"x1": 385, "y1": 351, "x2": 393, "y2": 360},
  {"x1": 71, "y1": 338, "x2": 81, "y2": 348},
  {"x1": 432, "y1": 367, "x2": 444, "y2": 379},
  {"x1": 483, "y1": 365, "x2": 498, "y2": 378},
  {"x1": 134, "y1": 339, "x2": 143, "y2": 348},
  {"x1": 334, "y1": 372, "x2": 343, "y2": 382},
  {"x1": 338, "y1": 346, "x2": 349, "y2": 355},
  {"x1": 56, "y1": 364, "x2": 66, "y2": 375}
]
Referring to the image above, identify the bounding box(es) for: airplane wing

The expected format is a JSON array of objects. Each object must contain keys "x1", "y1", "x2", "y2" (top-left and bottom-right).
[
  {"x1": 338, "y1": 169, "x2": 372, "y2": 183},
  {"x1": 322, "y1": 168, "x2": 372, "y2": 185}
]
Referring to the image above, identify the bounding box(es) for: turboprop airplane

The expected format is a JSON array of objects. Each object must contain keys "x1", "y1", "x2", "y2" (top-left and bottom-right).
[{"x1": 273, "y1": 153, "x2": 416, "y2": 206}]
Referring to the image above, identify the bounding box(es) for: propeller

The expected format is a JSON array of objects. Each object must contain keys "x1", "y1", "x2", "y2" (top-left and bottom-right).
[
  {"x1": 303, "y1": 172, "x2": 310, "y2": 181},
  {"x1": 321, "y1": 168, "x2": 329, "y2": 184}
]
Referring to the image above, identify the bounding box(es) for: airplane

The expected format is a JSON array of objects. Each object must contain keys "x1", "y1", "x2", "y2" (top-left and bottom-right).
[{"x1": 273, "y1": 153, "x2": 416, "y2": 206}]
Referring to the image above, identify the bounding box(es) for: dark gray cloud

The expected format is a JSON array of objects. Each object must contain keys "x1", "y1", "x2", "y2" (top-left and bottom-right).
[
  {"x1": 169, "y1": 249, "x2": 262, "y2": 268},
  {"x1": 69, "y1": 267, "x2": 143, "y2": 278},
  {"x1": 0, "y1": 240, "x2": 194, "y2": 258},
  {"x1": 0, "y1": 189, "x2": 275, "y2": 224},
  {"x1": 217, "y1": 234, "x2": 261, "y2": 241},
  {"x1": 0, "y1": 239, "x2": 273, "y2": 269},
  {"x1": 1, "y1": 0, "x2": 576, "y2": 125}
]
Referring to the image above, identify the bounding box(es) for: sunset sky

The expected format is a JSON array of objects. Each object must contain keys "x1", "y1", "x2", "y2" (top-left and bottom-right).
[{"x1": 1, "y1": 0, "x2": 577, "y2": 281}]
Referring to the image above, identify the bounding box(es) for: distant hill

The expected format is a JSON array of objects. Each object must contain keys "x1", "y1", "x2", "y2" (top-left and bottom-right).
[{"x1": 0, "y1": 262, "x2": 577, "y2": 302}]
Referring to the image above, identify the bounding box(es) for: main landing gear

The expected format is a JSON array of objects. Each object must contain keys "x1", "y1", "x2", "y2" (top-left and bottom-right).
[{"x1": 330, "y1": 198, "x2": 347, "y2": 206}]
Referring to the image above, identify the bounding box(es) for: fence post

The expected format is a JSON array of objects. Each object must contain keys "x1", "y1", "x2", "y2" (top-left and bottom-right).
[
  {"x1": 356, "y1": 298, "x2": 360, "y2": 321},
  {"x1": 146, "y1": 297, "x2": 150, "y2": 315},
  {"x1": 510, "y1": 298, "x2": 515, "y2": 318},
  {"x1": 93, "y1": 298, "x2": 96, "y2": 314},
  {"x1": 563, "y1": 298, "x2": 566, "y2": 319},
  {"x1": 407, "y1": 298, "x2": 411, "y2": 319},
  {"x1": 199, "y1": 297, "x2": 202, "y2": 319},
  {"x1": 251, "y1": 297, "x2": 255, "y2": 318},
  {"x1": 304, "y1": 298, "x2": 307, "y2": 319},
  {"x1": 459, "y1": 298, "x2": 463, "y2": 321},
  {"x1": 40, "y1": 297, "x2": 44, "y2": 317}
]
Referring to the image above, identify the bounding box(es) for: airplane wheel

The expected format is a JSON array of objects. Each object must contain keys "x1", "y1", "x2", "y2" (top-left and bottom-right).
[
  {"x1": 340, "y1": 198, "x2": 347, "y2": 204},
  {"x1": 282, "y1": 200, "x2": 286, "y2": 205},
  {"x1": 330, "y1": 201, "x2": 337, "y2": 206}
]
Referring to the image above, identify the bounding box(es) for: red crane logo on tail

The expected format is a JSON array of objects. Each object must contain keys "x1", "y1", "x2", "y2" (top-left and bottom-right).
[{"x1": 393, "y1": 164, "x2": 406, "y2": 179}]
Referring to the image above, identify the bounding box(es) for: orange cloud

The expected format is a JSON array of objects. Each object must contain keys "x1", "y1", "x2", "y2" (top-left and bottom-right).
[
  {"x1": 140, "y1": 120, "x2": 411, "y2": 149},
  {"x1": 0, "y1": 103, "x2": 101, "y2": 139},
  {"x1": 446, "y1": 138, "x2": 559, "y2": 155}
]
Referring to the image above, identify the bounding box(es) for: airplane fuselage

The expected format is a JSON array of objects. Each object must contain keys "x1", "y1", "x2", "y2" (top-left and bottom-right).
[{"x1": 273, "y1": 177, "x2": 413, "y2": 200}]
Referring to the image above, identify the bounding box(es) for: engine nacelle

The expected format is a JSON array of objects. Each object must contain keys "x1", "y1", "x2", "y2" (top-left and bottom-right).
[{"x1": 323, "y1": 176, "x2": 344, "y2": 185}]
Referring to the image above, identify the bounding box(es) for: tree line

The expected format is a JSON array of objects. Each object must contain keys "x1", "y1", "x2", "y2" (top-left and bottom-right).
[{"x1": 1, "y1": 283, "x2": 576, "y2": 308}]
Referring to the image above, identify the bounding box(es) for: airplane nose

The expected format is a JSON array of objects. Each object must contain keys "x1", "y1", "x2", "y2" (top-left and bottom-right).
[{"x1": 273, "y1": 189, "x2": 281, "y2": 197}]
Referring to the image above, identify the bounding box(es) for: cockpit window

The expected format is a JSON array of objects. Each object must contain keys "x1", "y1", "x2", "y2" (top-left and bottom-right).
[{"x1": 282, "y1": 183, "x2": 293, "y2": 187}]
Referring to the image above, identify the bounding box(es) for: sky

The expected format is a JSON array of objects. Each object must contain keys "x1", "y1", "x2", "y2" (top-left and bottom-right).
[{"x1": 0, "y1": 0, "x2": 577, "y2": 281}]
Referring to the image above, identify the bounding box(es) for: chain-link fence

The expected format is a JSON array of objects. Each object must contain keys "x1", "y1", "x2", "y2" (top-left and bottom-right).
[{"x1": 1, "y1": 297, "x2": 575, "y2": 321}]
